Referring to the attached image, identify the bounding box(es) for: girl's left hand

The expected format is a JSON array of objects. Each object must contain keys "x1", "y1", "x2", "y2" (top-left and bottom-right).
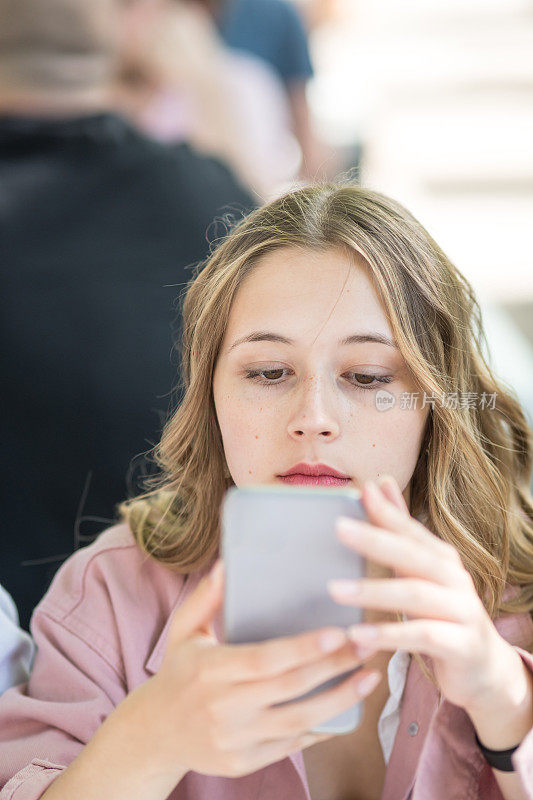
[{"x1": 327, "y1": 476, "x2": 521, "y2": 714}]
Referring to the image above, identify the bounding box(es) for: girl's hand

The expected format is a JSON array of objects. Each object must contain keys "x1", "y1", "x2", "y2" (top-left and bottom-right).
[
  {"x1": 130, "y1": 557, "x2": 382, "y2": 781},
  {"x1": 327, "y1": 476, "x2": 522, "y2": 715}
]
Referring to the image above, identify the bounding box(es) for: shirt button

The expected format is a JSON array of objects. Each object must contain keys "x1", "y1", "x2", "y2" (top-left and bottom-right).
[{"x1": 408, "y1": 722, "x2": 419, "y2": 736}]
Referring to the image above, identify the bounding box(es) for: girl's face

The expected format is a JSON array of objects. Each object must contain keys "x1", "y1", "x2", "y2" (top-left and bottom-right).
[{"x1": 212, "y1": 247, "x2": 429, "y2": 507}]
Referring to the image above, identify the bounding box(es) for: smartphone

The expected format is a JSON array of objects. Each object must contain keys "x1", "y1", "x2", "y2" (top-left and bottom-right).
[{"x1": 220, "y1": 484, "x2": 370, "y2": 734}]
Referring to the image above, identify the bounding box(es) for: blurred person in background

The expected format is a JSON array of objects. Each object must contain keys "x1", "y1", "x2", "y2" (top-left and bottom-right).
[
  {"x1": 115, "y1": 0, "x2": 301, "y2": 199},
  {"x1": 200, "y1": 0, "x2": 336, "y2": 182},
  {"x1": 0, "y1": 0, "x2": 255, "y2": 631},
  {"x1": 0, "y1": 585, "x2": 35, "y2": 695}
]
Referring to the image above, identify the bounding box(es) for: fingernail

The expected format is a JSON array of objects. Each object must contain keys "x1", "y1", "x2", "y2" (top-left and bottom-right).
[
  {"x1": 348, "y1": 624, "x2": 379, "y2": 640},
  {"x1": 377, "y1": 477, "x2": 394, "y2": 494},
  {"x1": 356, "y1": 645, "x2": 378, "y2": 659},
  {"x1": 327, "y1": 579, "x2": 362, "y2": 598},
  {"x1": 335, "y1": 517, "x2": 363, "y2": 539},
  {"x1": 336, "y1": 515, "x2": 362, "y2": 528},
  {"x1": 379, "y1": 476, "x2": 405, "y2": 503},
  {"x1": 358, "y1": 671, "x2": 381, "y2": 694},
  {"x1": 364, "y1": 480, "x2": 380, "y2": 498},
  {"x1": 319, "y1": 629, "x2": 346, "y2": 652}
]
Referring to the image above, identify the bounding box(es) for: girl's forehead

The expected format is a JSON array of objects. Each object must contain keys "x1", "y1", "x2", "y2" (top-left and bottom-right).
[{"x1": 226, "y1": 248, "x2": 389, "y2": 334}]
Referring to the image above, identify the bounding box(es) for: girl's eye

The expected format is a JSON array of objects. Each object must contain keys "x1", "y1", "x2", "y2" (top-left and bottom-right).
[{"x1": 244, "y1": 368, "x2": 394, "y2": 391}]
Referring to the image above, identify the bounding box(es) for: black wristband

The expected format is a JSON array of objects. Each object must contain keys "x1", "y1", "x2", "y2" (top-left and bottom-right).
[{"x1": 474, "y1": 730, "x2": 521, "y2": 772}]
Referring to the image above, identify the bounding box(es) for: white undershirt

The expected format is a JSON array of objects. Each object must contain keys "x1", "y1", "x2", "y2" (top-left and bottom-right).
[
  {"x1": 377, "y1": 649, "x2": 412, "y2": 764},
  {"x1": 0, "y1": 584, "x2": 35, "y2": 694},
  {"x1": 376, "y1": 515, "x2": 426, "y2": 764}
]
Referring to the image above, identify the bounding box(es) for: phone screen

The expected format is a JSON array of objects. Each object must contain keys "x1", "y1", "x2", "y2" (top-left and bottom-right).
[{"x1": 221, "y1": 484, "x2": 370, "y2": 733}]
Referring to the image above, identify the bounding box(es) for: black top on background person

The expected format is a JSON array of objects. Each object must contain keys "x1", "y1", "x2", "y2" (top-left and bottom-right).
[{"x1": 0, "y1": 111, "x2": 254, "y2": 630}]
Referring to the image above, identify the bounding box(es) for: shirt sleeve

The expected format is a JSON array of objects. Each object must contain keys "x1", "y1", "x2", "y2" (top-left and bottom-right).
[
  {"x1": 0, "y1": 605, "x2": 127, "y2": 800},
  {"x1": 0, "y1": 586, "x2": 35, "y2": 695},
  {"x1": 278, "y1": 1, "x2": 314, "y2": 85}
]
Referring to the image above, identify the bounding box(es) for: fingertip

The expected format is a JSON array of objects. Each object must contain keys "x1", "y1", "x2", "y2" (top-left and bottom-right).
[
  {"x1": 353, "y1": 643, "x2": 379, "y2": 660},
  {"x1": 376, "y1": 477, "x2": 398, "y2": 502},
  {"x1": 386, "y1": 477, "x2": 409, "y2": 513},
  {"x1": 362, "y1": 480, "x2": 381, "y2": 510},
  {"x1": 377, "y1": 476, "x2": 409, "y2": 514}
]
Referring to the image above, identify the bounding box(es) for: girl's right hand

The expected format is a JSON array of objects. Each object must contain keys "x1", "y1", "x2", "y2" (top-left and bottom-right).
[{"x1": 133, "y1": 559, "x2": 382, "y2": 780}]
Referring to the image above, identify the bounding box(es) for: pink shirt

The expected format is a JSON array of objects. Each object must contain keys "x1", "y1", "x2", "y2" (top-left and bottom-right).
[{"x1": 1, "y1": 522, "x2": 533, "y2": 800}]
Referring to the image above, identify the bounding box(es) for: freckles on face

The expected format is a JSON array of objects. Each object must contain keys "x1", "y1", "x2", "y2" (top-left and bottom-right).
[
  {"x1": 212, "y1": 246, "x2": 429, "y2": 488},
  {"x1": 213, "y1": 385, "x2": 281, "y2": 483},
  {"x1": 355, "y1": 401, "x2": 428, "y2": 489}
]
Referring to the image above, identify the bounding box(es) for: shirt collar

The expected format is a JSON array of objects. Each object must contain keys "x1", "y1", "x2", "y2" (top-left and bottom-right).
[
  {"x1": 382, "y1": 653, "x2": 440, "y2": 800},
  {"x1": 145, "y1": 564, "x2": 213, "y2": 676}
]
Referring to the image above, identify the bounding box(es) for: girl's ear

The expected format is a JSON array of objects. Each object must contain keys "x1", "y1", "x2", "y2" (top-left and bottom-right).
[{"x1": 376, "y1": 475, "x2": 410, "y2": 516}]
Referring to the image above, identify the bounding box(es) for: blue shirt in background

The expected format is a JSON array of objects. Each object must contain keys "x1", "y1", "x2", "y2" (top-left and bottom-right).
[{"x1": 218, "y1": 0, "x2": 314, "y2": 86}]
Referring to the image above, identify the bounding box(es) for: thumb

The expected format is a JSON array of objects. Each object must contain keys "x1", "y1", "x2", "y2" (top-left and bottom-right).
[
  {"x1": 377, "y1": 475, "x2": 410, "y2": 515},
  {"x1": 168, "y1": 558, "x2": 224, "y2": 646}
]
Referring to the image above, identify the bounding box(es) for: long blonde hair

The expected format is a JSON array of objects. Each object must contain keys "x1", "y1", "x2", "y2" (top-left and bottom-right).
[{"x1": 119, "y1": 183, "x2": 533, "y2": 630}]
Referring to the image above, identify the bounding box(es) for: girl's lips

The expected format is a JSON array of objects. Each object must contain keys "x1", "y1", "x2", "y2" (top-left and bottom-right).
[{"x1": 277, "y1": 474, "x2": 351, "y2": 487}]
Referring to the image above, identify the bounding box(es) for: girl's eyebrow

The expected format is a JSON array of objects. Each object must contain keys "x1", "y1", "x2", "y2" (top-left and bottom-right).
[{"x1": 227, "y1": 330, "x2": 399, "y2": 352}]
